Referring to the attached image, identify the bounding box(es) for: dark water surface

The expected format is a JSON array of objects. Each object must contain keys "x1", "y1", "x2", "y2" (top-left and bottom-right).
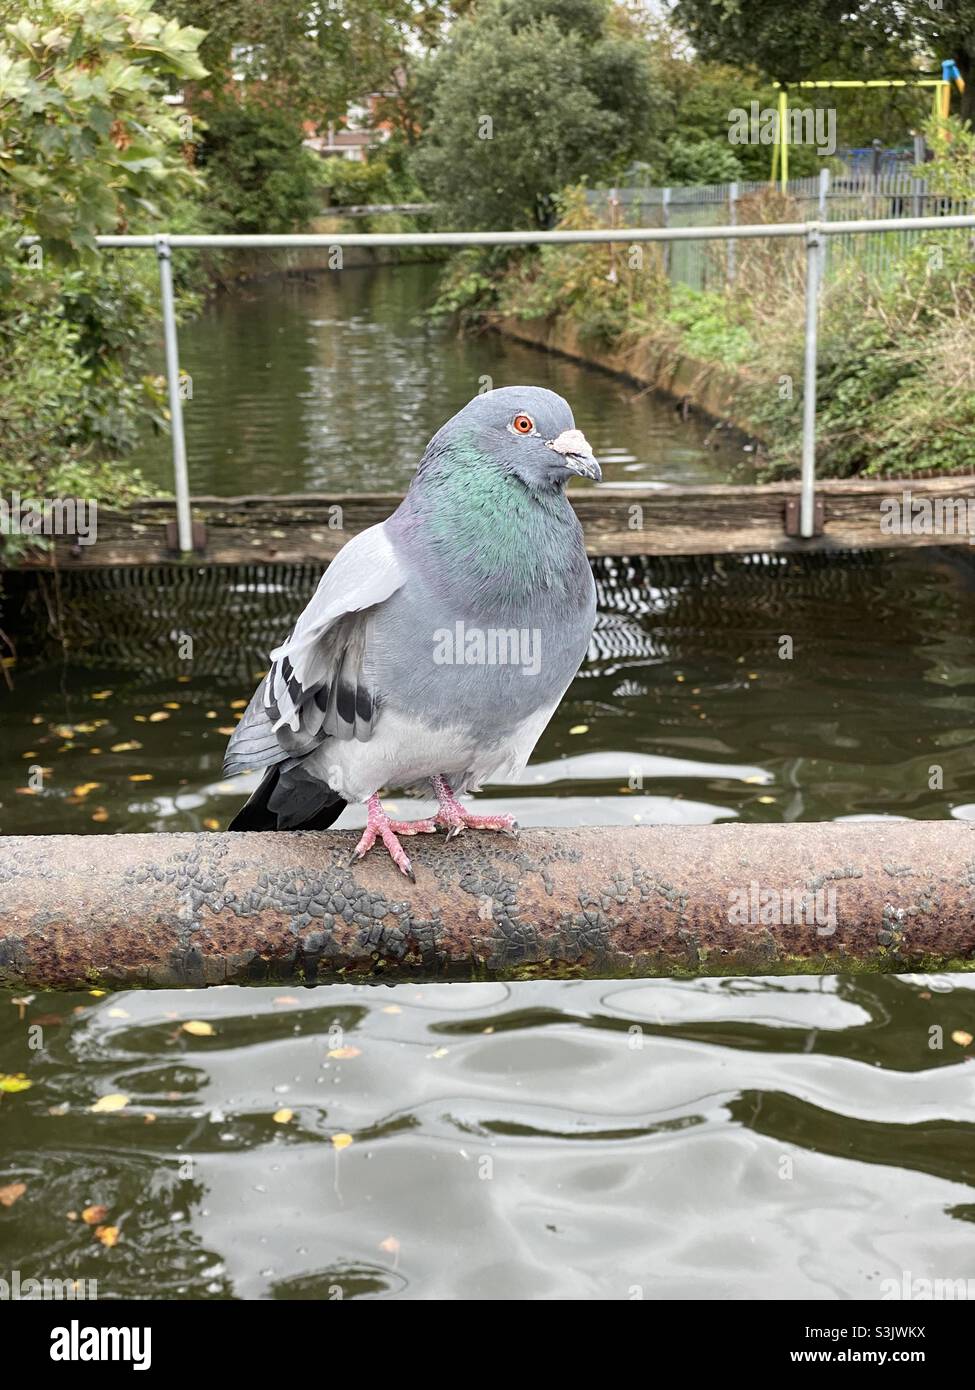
[
  {"x1": 2, "y1": 268, "x2": 975, "y2": 1300},
  {"x1": 139, "y1": 262, "x2": 747, "y2": 493}
]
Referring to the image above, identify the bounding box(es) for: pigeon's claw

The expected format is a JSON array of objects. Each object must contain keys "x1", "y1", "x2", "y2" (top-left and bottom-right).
[
  {"x1": 351, "y1": 795, "x2": 427, "y2": 880},
  {"x1": 432, "y1": 775, "x2": 519, "y2": 839}
]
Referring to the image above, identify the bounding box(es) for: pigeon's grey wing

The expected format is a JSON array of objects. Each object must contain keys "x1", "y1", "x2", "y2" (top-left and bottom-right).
[{"x1": 223, "y1": 523, "x2": 406, "y2": 777}]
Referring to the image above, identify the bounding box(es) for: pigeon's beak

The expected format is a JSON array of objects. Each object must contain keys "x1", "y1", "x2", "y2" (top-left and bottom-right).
[{"x1": 546, "y1": 428, "x2": 602, "y2": 482}]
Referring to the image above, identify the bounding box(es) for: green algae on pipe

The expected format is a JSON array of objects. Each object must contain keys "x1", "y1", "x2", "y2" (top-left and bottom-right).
[{"x1": 1, "y1": 824, "x2": 974, "y2": 990}]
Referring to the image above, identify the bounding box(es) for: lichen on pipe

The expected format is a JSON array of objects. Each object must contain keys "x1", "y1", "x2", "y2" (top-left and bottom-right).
[{"x1": 1, "y1": 823, "x2": 975, "y2": 990}]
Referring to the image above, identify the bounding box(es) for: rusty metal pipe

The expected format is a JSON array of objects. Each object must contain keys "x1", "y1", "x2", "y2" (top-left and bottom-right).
[{"x1": 1, "y1": 824, "x2": 974, "y2": 990}]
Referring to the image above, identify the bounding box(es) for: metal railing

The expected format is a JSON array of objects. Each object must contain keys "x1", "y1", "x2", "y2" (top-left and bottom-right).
[
  {"x1": 88, "y1": 214, "x2": 975, "y2": 550},
  {"x1": 588, "y1": 172, "x2": 975, "y2": 289}
]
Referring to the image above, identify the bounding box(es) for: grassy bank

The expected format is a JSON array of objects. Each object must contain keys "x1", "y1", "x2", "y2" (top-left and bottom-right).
[{"x1": 435, "y1": 172, "x2": 975, "y2": 481}]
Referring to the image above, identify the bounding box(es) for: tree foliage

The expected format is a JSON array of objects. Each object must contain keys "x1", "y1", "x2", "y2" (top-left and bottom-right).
[
  {"x1": 0, "y1": 0, "x2": 205, "y2": 506},
  {"x1": 412, "y1": 0, "x2": 662, "y2": 228},
  {"x1": 0, "y1": 0, "x2": 204, "y2": 260},
  {"x1": 159, "y1": 0, "x2": 458, "y2": 131},
  {"x1": 671, "y1": 0, "x2": 975, "y2": 126},
  {"x1": 195, "y1": 105, "x2": 320, "y2": 233}
]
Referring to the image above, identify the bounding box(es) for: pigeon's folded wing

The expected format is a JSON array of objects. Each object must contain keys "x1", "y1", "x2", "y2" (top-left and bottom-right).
[{"x1": 223, "y1": 523, "x2": 405, "y2": 777}]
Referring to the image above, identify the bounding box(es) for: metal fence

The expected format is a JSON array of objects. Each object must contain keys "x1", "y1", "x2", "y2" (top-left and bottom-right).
[
  {"x1": 587, "y1": 171, "x2": 975, "y2": 290},
  {"x1": 78, "y1": 214, "x2": 975, "y2": 552}
]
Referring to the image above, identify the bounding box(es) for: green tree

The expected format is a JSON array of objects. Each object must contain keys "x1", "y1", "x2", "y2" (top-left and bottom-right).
[
  {"x1": 196, "y1": 105, "x2": 320, "y2": 233},
  {"x1": 159, "y1": 0, "x2": 458, "y2": 133},
  {"x1": 412, "y1": 0, "x2": 662, "y2": 228},
  {"x1": 0, "y1": 0, "x2": 205, "y2": 260},
  {"x1": 0, "y1": 0, "x2": 206, "y2": 509},
  {"x1": 671, "y1": 0, "x2": 975, "y2": 127}
]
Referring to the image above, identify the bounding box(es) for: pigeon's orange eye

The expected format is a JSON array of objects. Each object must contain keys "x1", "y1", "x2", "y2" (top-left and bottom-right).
[{"x1": 512, "y1": 414, "x2": 534, "y2": 434}]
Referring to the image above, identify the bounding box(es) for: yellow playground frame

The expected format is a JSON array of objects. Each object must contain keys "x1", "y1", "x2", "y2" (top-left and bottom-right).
[{"x1": 770, "y1": 60, "x2": 967, "y2": 187}]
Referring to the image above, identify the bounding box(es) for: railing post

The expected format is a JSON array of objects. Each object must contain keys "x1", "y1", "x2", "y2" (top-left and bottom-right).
[
  {"x1": 727, "y1": 181, "x2": 738, "y2": 285},
  {"x1": 155, "y1": 234, "x2": 193, "y2": 554},
  {"x1": 662, "y1": 186, "x2": 671, "y2": 279},
  {"x1": 818, "y1": 167, "x2": 830, "y2": 280},
  {"x1": 800, "y1": 223, "x2": 823, "y2": 539}
]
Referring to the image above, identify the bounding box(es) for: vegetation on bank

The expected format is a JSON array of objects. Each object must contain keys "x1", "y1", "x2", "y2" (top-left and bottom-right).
[
  {"x1": 433, "y1": 122, "x2": 975, "y2": 480},
  {"x1": 0, "y1": 0, "x2": 206, "y2": 515}
]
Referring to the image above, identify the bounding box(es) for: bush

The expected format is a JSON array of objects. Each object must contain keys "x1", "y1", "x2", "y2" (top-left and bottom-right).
[
  {"x1": 0, "y1": 0, "x2": 206, "y2": 528},
  {"x1": 196, "y1": 104, "x2": 321, "y2": 233}
]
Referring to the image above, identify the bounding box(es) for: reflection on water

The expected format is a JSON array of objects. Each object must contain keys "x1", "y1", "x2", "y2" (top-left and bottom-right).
[
  {"x1": 2, "y1": 265, "x2": 975, "y2": 1299},
  {"x1": 2, "y1": 975, "x2": 975, "y2": 1299},
  {"x1": 139, "y1": 263, "x2": 751, "y2": 494}
]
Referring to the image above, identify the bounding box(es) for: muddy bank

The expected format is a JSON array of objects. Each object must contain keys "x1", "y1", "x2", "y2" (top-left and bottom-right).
[{"x1": 493, "y1": 314, "x2": 764, "y2": 442}]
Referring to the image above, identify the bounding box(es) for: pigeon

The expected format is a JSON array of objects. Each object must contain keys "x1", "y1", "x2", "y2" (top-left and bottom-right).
[{"x1": 224, "y1": 385, "x2": 601, "y2": 878}]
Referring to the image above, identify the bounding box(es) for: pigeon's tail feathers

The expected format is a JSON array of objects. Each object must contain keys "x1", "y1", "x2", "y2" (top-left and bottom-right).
[
  {"x1": 223, "y1": 678, "x2": 283, "y2": 777},
  {"x1": 227, "y1": 764, "x2": 347, "y2": 832}
]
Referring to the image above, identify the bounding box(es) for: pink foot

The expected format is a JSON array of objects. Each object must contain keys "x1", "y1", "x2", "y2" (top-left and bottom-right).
[
  {"x1": 432, "y1": 775, "x2": 518, "y2": 840},
  {"x1": 350, "y1": 794, "x2": 436, "y2": 881}
]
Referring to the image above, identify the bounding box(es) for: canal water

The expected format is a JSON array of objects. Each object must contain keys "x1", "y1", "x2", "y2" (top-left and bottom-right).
[{"x1": 2, "y1": 265, "x2": 975, "y2": 1300}]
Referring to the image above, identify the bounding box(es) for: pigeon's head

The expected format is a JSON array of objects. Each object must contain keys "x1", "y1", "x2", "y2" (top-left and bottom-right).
[{"x1": 432, "y1": 386, "x2": 601, "y2": 492}]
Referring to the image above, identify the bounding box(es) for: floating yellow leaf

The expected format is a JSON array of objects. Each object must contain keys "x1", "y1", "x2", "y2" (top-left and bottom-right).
[
  {"x1": 90, "y1": 691, "x2": 112, "y2": 701},
  {"x1": 757, "y1": 795, "x2": 776, "y2": 805},
  {"x1": 568, "y1": 724, "x2": 588, "y2": 735},
  {"x1": 0, "y1": 1073, "x2": 32, "y2": 1093},
  {"x1": 216, "y1": 726, "x2": 235, "y2": 736},
  {"x1": 89, "y1": 1093, "x2": 128, "y2": 1113},
  {"x1": 203, "y1": 818, "x2": 220, "y2": 831},
  {"x1": 148, "y1": 712, "x2": 169, "y2": 723},
  {"x1": 230, "y1": 699, "x2": 247, "y2": 709},
  {"x1": 331, "y1": 1133, "x2": 353, "y2": 1151},
  {"x1": 110, "y1": 741, "x2": 141, "y2": 753},
  {"x1": 128, "y1": 773, "x2": 153, "y2": 782},
  {"x1": 107, "y1": 1007, "x2": 129, "y2": 1019},
  {"x1": 428, "y1": 1047, "x2": 449, "y2": 1059},
  {"x1": 0, "y1": 1182, "x2": 26, "y2": 1207},
  {"x1": 743, "y1": 775, "x2": 769, "y2": 786},
  {"x1": 181, "y1": 1020, "x2": 215, "y2": 1037},
  {"x1": 22, "y1": 751, "x2": 37, "y2": 759},
  {"x1": 133, "y1": 715, "x2": 147, "y2": 723},
  {"x1": 163, "y1": 702, "x2": 180, "y2": 710},
  {"x1": 205, "y1": 710, "x2": 218, "y2": 719},
  {"x1": 94, "y1": 1225, "x2": 119, "y2": 1247},
  {"x1": 91, "y1": 809, "x2": 109, "y2": 823},
  {"x1": 176, "y1": 674, "x2": 190, "y2": 683},
  {"x1": 15, "y1": 788, "x2": 38, "y2": 796},
  {"x1": 952, "y1": 1030, "x2": 973, "y2": 1047},
  {"x1": 89, "y1": 989, "x2": 106, "y2": 997},
  {"x1": 71, "y1": 782, "x2": 102, "y2": 798},
  {"x1": 82, "y1": 1204, "x2": 109, "y2": 1225},
  {"x1": 273, "y1": 1108, "x2": 293, "y2": 1124},
  {"x1": 327, "y1": 1046, "x2": 361, "y2": 1060}
]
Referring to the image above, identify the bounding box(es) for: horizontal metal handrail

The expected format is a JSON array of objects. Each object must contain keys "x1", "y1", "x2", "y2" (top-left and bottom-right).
[
  {"x1": 42, "y1": 214, "x2": 973, "y2": 553},
  {"x1": 89, "y1": 213, "x2": 975, "y2": 248}
]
